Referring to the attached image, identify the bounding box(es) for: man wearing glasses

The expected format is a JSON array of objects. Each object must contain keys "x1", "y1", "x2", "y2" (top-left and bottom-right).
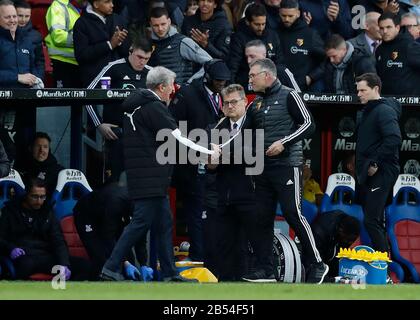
[
  {"x1": 243, "y1": 58, "x2": 328, "y2": 283},
  {"x1": 0, "y1": 178, "x2": 91, "y2": 280},
  {"x1": 85, "y1": 37, "x2": 153, "y2": 182},
  {"x1": 207, "y1": 84, "x2": 258, "y2": 281},
  {"x1": 401, "y1": 12, "x2": 420, "y2": 41}
]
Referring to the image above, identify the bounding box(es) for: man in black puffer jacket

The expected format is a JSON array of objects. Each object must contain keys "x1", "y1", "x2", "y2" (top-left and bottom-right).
[
  {"x1": 243, "y1": 58, "x2": 328, "y2": 284},
  {"x1": 355, "y1": 73, "x2": 402, "y2": 254},
  {"x1": 181, "y1": 0, "x2": 232, "y2": 60},
  {"x1": 0, "y1": 178, "x2": 91, "y2": 280},
  {"x1": 101, "y1": 66, "x2": 217, "y2": 282}
]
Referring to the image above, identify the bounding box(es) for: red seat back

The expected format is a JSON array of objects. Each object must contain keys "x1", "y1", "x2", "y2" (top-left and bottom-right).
[
  {"x1": 60, "y1": 216, "x2": 90, "y2": 259},
  {"x1": 395, "y1": 220, "x2": 420, "y2": 277},
  {"x1": 29, "y1": 273, "x2": 54, "y2": 281}
]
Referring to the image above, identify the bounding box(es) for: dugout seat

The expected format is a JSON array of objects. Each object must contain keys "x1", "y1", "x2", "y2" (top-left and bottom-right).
[
  {"x1": 386, "y1": 174, "x2": 420, "y2": 283},
  {"x1": 0, "y1": 169, "x2": 25, "y2": 209},
  {"x1": 51, "y1": 169, "x2": 92, "y2": 259},
  {"x1": 276, "y1": 199, "x2": 318, "y2": 224},
  {"x1": 319, "y1": 173, "x2": 370, "y2": 246},
  {"x1": 52, "y1": 169, "x2": 92, "y2": 221}
]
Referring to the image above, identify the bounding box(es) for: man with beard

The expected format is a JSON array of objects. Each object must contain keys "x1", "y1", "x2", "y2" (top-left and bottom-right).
[
  {"x1": 278, "y1": 0, "x2": 325, "y2": 92},
  {"x1": 376, "y1": 12, "x2": 420, "y2": 95},
  {"x1": 228, "y1": 3, "x2": 285, "y2": 91},
  {"x1": 0, "y1": 178, "x2": 91, "y2": 280},
  {"x1": 169, "y1": 59, "x2": 230, "y2": 262}
]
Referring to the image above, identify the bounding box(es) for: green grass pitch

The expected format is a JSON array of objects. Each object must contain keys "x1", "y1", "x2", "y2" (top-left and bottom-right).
[{"x1": 0, "y1": 282, "x2": 420, "y2": 300}]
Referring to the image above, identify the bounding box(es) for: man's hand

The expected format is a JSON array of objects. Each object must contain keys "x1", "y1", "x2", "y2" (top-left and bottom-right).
[
  {"x1": 98, "y1": 123, "x2": 119, "y2": 140},
  {"x1": 124, "y1": 261, "x2": 141, "y2": 281},
  {"x1": 305, "y1": 75, "x2": 312, "y2": 86},
  {"x1": 266, "y1": 140, "x2": 285, "y2": 157},
  {"x1": 110, "y1": 26, "x2": 128, "y2": 49},
  {"x1": 190, "y1": 28, "x2": 209, "y2": 48},
  {"x1": 385, "y1": 0, "x2": 399, "y2": 14},
  {"x1": 209, "y1": 143, "x2": 221, "y2": 163},
  {"x1": 326, "y1": 1, "x2": 340, "y2": 22},
  {"x1": 10, "y1": 247, "x2": 25, "y2": 260},
  {"x1": 18, "y1": 73, "x2": 37, "y2": 86},
  {"x1": 367, "y1": 164, "x2": 378, "y2": 176},
  {"x1": 56, "y1": 265, "x2": 71, "y2": 280},
  {"x1": 303, "y1": 11, "x2": 312, "y2": 25}
]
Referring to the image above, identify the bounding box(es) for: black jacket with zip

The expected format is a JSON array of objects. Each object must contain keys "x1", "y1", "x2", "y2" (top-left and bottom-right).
[
  {"x1": 0, "y1": 199, "x2": 70, "y2": 266},
  {"x1": 355, "y1": 97, "x2": 402, "y2": 185}
]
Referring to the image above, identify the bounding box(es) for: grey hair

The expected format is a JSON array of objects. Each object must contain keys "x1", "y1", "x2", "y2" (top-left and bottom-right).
[
  {"x1": 0, "y1": 0, "x2": 15, "y2": 7},
  {"x1": 245, "y1": 39, "x2": 266, "y2": 50},
  {"x1": 401, "y1": 12, "x2": 420, "y2": 24},
  {"x1": 146, "y1": 66, "x2": 176, "y2": 90},
  {"x1": 221, "y1": 84, "x2": 246, "y2": 100},
  {"x1": 249, "y1": 58, "x2": 277, "y2": 77}
]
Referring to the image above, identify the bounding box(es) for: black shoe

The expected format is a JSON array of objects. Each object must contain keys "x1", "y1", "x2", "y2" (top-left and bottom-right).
[
  {"x1": 163, "y1": 275, "x2": 199, "y2": 283},
  {"x1": 242, "y1": 270, "x2": 277, "y2": 283},
  {"x1": 306, "y1": 262, "x2": 329, "y2": 284},
  {"x1": 100, "y1": 267, "x2": 125, "y2": 281}
]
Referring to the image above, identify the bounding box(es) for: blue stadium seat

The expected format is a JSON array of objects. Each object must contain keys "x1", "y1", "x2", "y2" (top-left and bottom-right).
[
  {"x1": 386, "y1": 174, "x2": 420, "y2": 283},
  {"x1": 51, "y1": 169, "x2": 92, "y2": 259},
  {"x1": 0, "y1": 169, "x2": 25, "y2": 209},
  {"x1": 319, "y1": 173, "x2": 370, "y2": 246},
  {"x1": 51, "y1": 169, "x2": 93, "y2": 221},
  {"x1": 276, "y1": 199, "x2": 318, "y2": 224}
]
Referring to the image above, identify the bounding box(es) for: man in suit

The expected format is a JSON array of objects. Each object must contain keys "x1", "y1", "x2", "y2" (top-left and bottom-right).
[
  {"x1": 349, "y1": 11, "x2": 382, "y2": 64},
  {"x1": 207, "y1": 84, "x2": 258, "y2": 281}
]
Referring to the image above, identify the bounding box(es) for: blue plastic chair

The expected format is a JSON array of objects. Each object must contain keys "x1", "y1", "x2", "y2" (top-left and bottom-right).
[
  {"x1": 386, "y1": 174, "x2": 420, "y2": 283},
  {"x1": 276, "y1": 199, "x2": 318, "y2": 225},
  {"x1": 0, "y1": 169, "x2": 25, "y2": 209},
  {"x1": 319, "y1": 173, "x2": 371, "y2": 246},
  {"x1": 51, "y1": 169, "x2": 93, "y2": 221}
]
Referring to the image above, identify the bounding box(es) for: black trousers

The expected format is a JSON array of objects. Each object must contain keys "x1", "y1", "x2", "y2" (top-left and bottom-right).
[
  {"x1": 202, "y1": 206, "x2": 218, "y2": 277},
  {"x1": 74, "y1": 211, "x2": 148, "y2": 278},
  {"x1": 359, "y1": 169, "x2": 395, "y2": 253},
  {"x1": 13, "y1": 253, "x2": 91, "y2": 280},
  {"x1": 214, "y1": 202, "x2": 258, "y2": 281},
  {"x1": 254, "y1": 166, "x2": 322, "y2": 273},
  {"x1": 52, "y1": 59, "x2": 82, "y2": 88}
]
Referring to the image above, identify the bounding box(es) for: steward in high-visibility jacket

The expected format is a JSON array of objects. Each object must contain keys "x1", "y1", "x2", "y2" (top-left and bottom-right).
[{"x1": 45, "y1": 0, "x2": 81, "y2": 65}]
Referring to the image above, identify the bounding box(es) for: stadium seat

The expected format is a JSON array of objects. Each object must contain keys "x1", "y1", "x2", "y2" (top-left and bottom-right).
[
  {"x1": 60, "y1": 215, "x2": 89, "y2": 259},
  {"x1": 385, "y1": 174, "x2": 420, "y2": 283},
  {"x1": 319, "y1": 173, "x2": 371, "y2": 246},
  {"x1": 276, "y1": 199, "x2": 319, "y2": 224},
  {"x1": 51, "y1": 169, "x2": 92, "y2": 259},
  {"x1": 0, "y1": 169, "x2": 26, "y2": 209},
  {"x1": 275, "y1": 200, "x2": 318, "y2": 241},
  {"x1": 52, "y1": 169, "x2": 93, "y2": 221}
]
